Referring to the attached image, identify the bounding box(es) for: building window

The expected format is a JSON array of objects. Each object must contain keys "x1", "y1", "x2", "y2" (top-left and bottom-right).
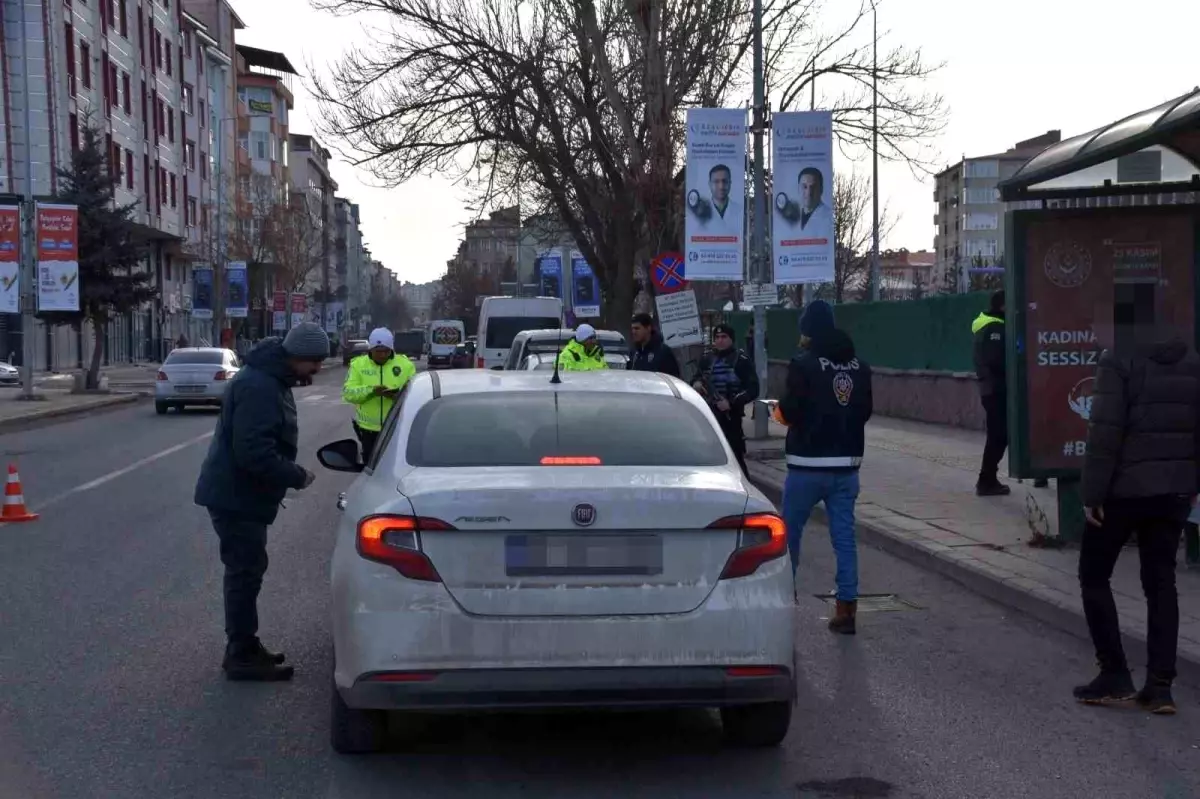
[
  {"x1": 144, "y1": 154, "x2": 151, "y2": 202},
  {"x1": 80, "y1": 41, "x2": 91, "y2": 88},
  {"x1": 167, "y1": 107, "x2": 175, "y2": 142},
  {"x1": 198, "y1": 99, "x2": 205, "y2": 127},
  {"x1": 181, "y1": 84, "x2": 193, "y2": 115},
  {"x1": 170, "y1": 174, "x2": 177, "y2": 208},
  {"x1": 200, "y1": 153, "x2": 207, "y2": 179},
  {"x1": 104, "y1": 133, "x2": 114, "y2": 175},
  {"x1": 187, "y1": 197, "x2": 197, "y2": 226},
  {"x1": 137, "y1": 7, "x2": 145, "y2": 66},
  {"x1": 965, "y1": 160, "x2": 999, "y2": 179},
  {"x1": 107, "y1": 0, "x2": 116, "y2": 29},
  {"x1": 964, "y1": 187, "x2": 998, "y2": 204},
  {"x1": 141, "y1": 80, "x2": 148, "y2": 138},
  {"x1": 184, "y1": 29, "x2": 192, "y2": 58},
  {"x1": 126, "y1": 149, "x2": 134, "y2": 190},
  {"x1": 119, "y1": 0, "x2": 128, "y2": 37},
  {"x1": 68, "y1": 113, "x2": 79, "y2": 152},
  {"x1": 963, "y1": 212, "x2": 999, "y2": 231},
  {"x1": 185, "y1": 140, "x2": 196, "y2": 170},
  {"x1": 165, "y1": 42, "x2": 172, "y2": 76},
  {"x1": 965, "y1": 238, "x2": 999, "y2": 258},
  {"x1": 250, "y1": 131, "x2": 268, "y2": 160},
  {"x1": 122, "y1": 72, "x2": 131, "y2": 114},
  {"x1": 64, "y1": 24, "x2": 76, "y2": 95}
]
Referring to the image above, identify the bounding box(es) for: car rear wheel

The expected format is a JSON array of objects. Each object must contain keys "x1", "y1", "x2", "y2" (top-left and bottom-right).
[
  {"x1": 330, "y1": 677, "x2": 387, "y2": 754},
  {"x1": 155, "y1": 401, "x2": 169, "y2": 415},
  {"x1": 720, "y1": 701, "x2": 792, "y2": 748}
]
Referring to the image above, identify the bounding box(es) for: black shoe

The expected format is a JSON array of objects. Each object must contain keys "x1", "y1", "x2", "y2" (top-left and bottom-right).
[
  {"x1": 1135, "y1": 678, "x2": 1177, "y2": 715},
  {"x1": 1073, "y1": 670, "x2": 1136, "y2": 705},
  {"x1": 976, "y1": 481, "x2": 1011, "y2": 497},
  {"x1": 223, "y1": 640, "x2": 295, "y2": 682},
  {"x1": 254, "y1": 639, "x2": 287, "y2": 665}
]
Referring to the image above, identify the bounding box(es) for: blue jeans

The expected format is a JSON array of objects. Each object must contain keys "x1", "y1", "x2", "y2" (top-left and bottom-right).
[{"x1": 783, "y1": 469, "x2": 860, "y2": 601}]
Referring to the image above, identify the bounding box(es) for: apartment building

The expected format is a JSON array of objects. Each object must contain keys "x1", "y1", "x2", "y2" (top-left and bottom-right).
[
  {"x1": 288, "y1": 133, "x2": 338, "y2": 329},
  {"x1": 399, "y1": 280, "x2": 436, "y2": 325},
  {"x1": 458, "y1": 206, "x2": 519, "y2": 281},
  {"x1": 932, "y1": 130, "x2": 1061, "y2": 292},
  {"x1": 333, "y1": 197, "x2": 367, "y2": 334},
  {"x1": 879, "y1": 248, "x2": 936, "y2": 298}
]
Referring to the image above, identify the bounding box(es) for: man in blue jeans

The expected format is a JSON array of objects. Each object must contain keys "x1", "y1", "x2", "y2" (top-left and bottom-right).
[{"x1": 777, "y1": 300, "x2": 873, "y2": 634}]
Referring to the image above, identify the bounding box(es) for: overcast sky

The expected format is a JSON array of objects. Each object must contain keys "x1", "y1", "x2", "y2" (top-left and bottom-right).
[{"x1": 236, "y1": 0, "x2": 1200, "y2": 285}]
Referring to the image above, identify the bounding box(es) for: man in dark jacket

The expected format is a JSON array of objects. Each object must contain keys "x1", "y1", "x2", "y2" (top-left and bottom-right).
[
  {"x1": 194, "y1": 322, "x2": 329, "y2": 681},
  {"x1": 1075, "y1": 301, "x2": 1200, "y2": 714},
  {"x1": 691, "y1": 323, "x2": 758, "y2": 473},
  {"x1": 628, "y1": 312, "x2": 680, "y2": 377},
  {"x1": 777, "y1": 300, "x2": 872, "y2": 634}
]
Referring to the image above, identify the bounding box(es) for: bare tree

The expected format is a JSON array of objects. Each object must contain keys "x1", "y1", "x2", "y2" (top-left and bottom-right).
[
  {"x1": 308, "y1": 0, "x2": 944, "y2": 326},
  {"x1": 431, "y1": 258, "x2": 486, "y2": 328},
  {"x1": 806, "y1": 171, "x2": 895, "y2": 303},
  {"x1": 272, "y1": 192, "x2": 327, "y2": 292}
]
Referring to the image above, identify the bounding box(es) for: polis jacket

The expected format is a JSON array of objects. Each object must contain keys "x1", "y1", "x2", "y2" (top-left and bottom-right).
[
  {"x1": 342, "y1": 353, "x2": 417, "y2": 432},
  {"x1": 557, "y1": 339, "x2": 608, "y2": 371}
]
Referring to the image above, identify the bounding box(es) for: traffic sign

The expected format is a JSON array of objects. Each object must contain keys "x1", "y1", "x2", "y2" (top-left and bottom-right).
[{"x1": 650, "y1": 251, "x2": 688, "y2": 294}]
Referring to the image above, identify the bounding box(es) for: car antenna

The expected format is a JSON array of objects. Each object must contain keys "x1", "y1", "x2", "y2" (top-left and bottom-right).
[{"x1": 550, "y1": 320, "x2": 564, "y2": 384}]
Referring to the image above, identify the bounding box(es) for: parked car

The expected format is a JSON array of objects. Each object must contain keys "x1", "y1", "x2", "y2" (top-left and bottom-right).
[
  {"x1": 315, "y1": 370, "x2": 794, "y2": 753},
  {"x1": 450, "y1": 341, "x2": 476, "y2": 369},
  {"x1": 519, "y1": 352, "x2": 628, "y2": 370},
  {"x1": 155, "y1": 348, "x2": 241, "y2": 414},
  {"x1": 0, "y1": 362, "x2": 19, "y2": 385},
  {"x1": 343, "y1": 339, "x2": 370, "y2": 367},
  {"x1": 504, "y1": 328, "x2": 627, "y2": 370}
]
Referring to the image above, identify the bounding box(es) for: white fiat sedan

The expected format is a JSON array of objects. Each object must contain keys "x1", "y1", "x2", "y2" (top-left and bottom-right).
[{"x1": 317, "y1": 370, "x2": 795, "y2": 753}]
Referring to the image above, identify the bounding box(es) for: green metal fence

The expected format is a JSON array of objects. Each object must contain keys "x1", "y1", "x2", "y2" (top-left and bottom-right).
[{"x1": 724, "y1": 292, "x2": 991, "y2": 371}]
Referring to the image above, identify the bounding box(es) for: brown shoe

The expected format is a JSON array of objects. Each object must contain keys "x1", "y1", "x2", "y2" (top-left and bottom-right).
[{"x1": 828, "y1": 600, "x2": 857, "y2": 635}]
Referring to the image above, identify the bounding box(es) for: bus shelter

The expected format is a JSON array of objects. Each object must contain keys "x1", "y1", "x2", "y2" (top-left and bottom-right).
[{"x1": 999, "y1": 88, "x2": 1200, "y2": 545}]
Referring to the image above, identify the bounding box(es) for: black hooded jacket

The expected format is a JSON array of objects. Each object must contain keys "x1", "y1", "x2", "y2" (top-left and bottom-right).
[
  {"x1": 779, "y1": 329, "x2": 873, "y2": 470},
  {"x1": 194, "y1": 338, "x2": 309, "y2": 524},
  {"x1": 1081, "y1": 337, "x2": 1200, "y2": 507},
  {"x1": 628, "y1": 332, "x2": 680, "y2": 377}
]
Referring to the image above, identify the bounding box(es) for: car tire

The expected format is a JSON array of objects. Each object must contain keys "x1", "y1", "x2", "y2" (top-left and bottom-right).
[
  {"x1": 330, "y1": 677, "x2": 387, "y2": 754},
  {"x1": 155, "y1": 401, "x2": 169, "y2": 415},
  {"x1": 720, "y1": 701, "x2": 792, "y2": 748}
]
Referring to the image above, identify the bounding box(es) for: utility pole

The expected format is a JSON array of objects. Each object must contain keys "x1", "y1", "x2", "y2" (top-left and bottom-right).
[
  {"x1": 869, "y1": 0, "x2": 881, "y2": 302},
  {"x1": 17, "y1": 0, "x2": 37, "y2": 400},
  {"x1": 750, "y1": 0, "x2": 769, "y2": 438}
]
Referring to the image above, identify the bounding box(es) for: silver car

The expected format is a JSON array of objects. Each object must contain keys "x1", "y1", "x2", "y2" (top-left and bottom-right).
[
  {"x1": 520, "y1": 352, "x2": 629, "y2": 370},
  {"x1": 154, "y1": 347, "x2": 240, "y2": 414}
]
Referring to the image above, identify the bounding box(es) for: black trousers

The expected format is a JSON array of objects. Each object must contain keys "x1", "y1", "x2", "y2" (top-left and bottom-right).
[
  {"x1": 979, "y1": 392, "x2": 1007, "y2": 482},
  {"x1": 210, "y1": 510, "x2": 269, "y2": 647},
  {"x1": 1078, "y1": 496, "x2": 1187, "y2": 680},
  {"x1": 354, "y1": 422, "x2": 380, "y2": 465},
  {"x1": 718, "y1": 415, "x2": 748, "y2": 474}
]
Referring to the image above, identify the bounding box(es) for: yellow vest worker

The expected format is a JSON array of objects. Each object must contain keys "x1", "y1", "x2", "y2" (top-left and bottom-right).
[
  {"x1": 343, "y1": 328, "x2": 417, "y2": 461},
  {"x1": 557, "y1": 324, "x2": 608, "y2": 371}
]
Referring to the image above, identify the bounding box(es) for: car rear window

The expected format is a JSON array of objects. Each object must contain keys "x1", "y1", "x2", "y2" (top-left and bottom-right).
[
  {"x1": 525, "y1": 333, "x2": 625, "y2": 354},
  {"x1": 165, "y1": 350, "x2": 224, "y2": 365},
  {"x1": 485, "y1": 317, "x2": 561, "y2": 350},
  {"x1": 407, "y1": 393, "x2": 728, "y2": 467}
]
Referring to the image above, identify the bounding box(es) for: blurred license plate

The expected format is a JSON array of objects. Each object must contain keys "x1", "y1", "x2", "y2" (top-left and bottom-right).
[
  {"x1": 505, "y1": 534, "x2": 662, "y2": 576},
  {"x1": 175, "y1": 385, "x2": 206, "y2": 393}
]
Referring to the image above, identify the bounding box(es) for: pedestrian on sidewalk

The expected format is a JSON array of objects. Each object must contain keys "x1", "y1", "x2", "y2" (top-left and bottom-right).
[
  {"x1": 1075, "y1": 293, "x2": 1200, "y2": 714},
  {"x1": 342, "y1": 327, "x2": 417, "y2": 464},
  {"x1": 776, "y1": 300, "x2": 872, "y2": 634},
  {"x1": 193, "y1": 323, "x2": 328, "y2": 682},
  {"x1": 628, "y1": 313, "x2": 680, "y2": 377},
  {"x1": 691, "y1": 323, "x2": 758, "y2": 474}
]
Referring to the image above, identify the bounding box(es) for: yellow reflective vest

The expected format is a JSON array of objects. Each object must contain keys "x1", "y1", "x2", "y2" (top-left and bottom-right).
[
  {"x1": 342, "y1": 353, "x2": 417, "y2": 431},
  {"x1": 556, "y1": 339, "x2": 608, "y2": 371}
]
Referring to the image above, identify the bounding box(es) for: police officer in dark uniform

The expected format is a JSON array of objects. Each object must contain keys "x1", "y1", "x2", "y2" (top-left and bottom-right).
[
  {"x1": 628, "y1": 312, "x2": 680, "y2": 377},
  {"x1": 691, "y1": 323, "x2": 758, "y2": 473}
]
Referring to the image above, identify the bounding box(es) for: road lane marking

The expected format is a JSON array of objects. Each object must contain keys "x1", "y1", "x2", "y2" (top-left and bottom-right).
[
  {"x1": 2, "y1": 431, "x2": 216, "y2": 520},
  {"x1": 301, "y1": 394, "x2": 327, "y2": 402}
]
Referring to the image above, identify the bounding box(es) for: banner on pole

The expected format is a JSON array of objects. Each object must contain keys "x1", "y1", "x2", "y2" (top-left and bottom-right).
[
  {"x1": 771, "y1": 111, "x2": 835, "y2": 284},
  {"x1": 535, "y1": 249, "x2": 563, "y2": 298},
  {"x1": 569, "y1": 251, "x2": 600, "y2": 318},
  {"x1": 35, "y1": 203, "x2": 80, "y2": 312},
  {"x1": 0, "y1": 207, "x2": 20, "y2": 314},
  {"x1": 225, "y1": 262, "x2": 248, "y2": 317},
  {"x1": 684, "y1": 108, "x2": 747, "y2": 281},
  {"x1": 192, "y1": 265, "x2": 214, "y2": 318},
  {"x1": 289, "y1": 293, "x2": 306, "y2": 328},
  {"x1": 272, "y1": 291, "x2": 287, "y2": 331}
]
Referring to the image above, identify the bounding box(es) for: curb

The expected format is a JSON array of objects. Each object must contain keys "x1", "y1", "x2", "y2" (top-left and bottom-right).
[
  {"x1": 747, "y1": 463, "x2": 1200, "y2": 686},
  {"x1": 0, "y1": 393, "x2": 142, "y2": 433}
]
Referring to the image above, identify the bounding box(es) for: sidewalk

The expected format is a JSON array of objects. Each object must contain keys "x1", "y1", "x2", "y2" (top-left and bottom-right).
[
  {"x1": 744, "y1": 413, "x2": 1200, "y2": 680},
  {"x1": 0, "y1": 390, "x2": 140, "y2": 431}
]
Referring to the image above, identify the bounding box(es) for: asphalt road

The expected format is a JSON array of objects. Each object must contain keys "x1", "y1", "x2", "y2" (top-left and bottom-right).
[{"x1": 0, "y1": 364, "x2": 1197, "y2": 799}]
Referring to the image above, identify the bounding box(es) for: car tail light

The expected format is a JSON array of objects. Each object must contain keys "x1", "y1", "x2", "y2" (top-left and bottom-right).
[
  {"x1": 476, "y1": 356, "x2": 485, "y2": 368},
  {"x1": 361, "y1": 671, "x2": 439, "y2": 683},
  {"x1": 156, "y1": 370, "x2": 168, "y2": 381},
  {"x1": 709, "y1": 512, "x2": 787, "y2": 580},
  {"x1": 726, "y1": 666, "x2": 788, "y2": 678},
  {"x1": 356, "y1": 514, "x2": 455, "y2": 582},
  {"x1": 540, "y1": 456, "x2": 602, "y2": 465},
  {"x1": 213, "y1": 370, "x2": 229, "y2": 381}
]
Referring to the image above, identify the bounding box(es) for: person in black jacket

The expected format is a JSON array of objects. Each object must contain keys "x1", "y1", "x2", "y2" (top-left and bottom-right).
[
  {"x1": 628, "y1": 312, "x2": 680, "y2": 377},
  {"x1": 777, "y1": 300, "x2": 872, "y2": 634},
  {"x1": 691, "y1": 323, "x2": 758, "y2": 473},
  {"x1": 194, "y1": 323, "x2": 328, "y2": 681}
]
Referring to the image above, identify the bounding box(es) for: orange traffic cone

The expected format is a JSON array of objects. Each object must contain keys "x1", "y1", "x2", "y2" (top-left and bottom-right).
[{"x1": 2, "y1": 464, "x2": 38, "y2": 522}]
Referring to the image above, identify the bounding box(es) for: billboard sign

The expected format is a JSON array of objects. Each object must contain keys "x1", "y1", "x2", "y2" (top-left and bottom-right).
[
  {"x1": 684, "y1": 108, "x2": 746, "y2": 281},
  {"x1": 771, "y1": 111, "x2": 835, "y2": 284}
]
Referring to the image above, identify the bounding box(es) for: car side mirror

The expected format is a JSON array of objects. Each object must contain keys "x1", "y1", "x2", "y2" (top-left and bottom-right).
[
  {"x1": 318, "y1": 439, "x2": 364, "y2": 472},
  {"x1": 490, "y1": 365, "x2": 504, "y2": 371}
]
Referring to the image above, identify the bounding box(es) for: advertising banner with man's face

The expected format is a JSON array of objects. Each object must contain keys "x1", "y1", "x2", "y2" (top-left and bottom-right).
[
  {"x1": 771, "y1": 112, "x2": 835, "y2": 285},
  {"x1": 1017, "y1": 208, "x2": 1197, "y2": 473},
  {"x1": 536, "y1": 249, "x2": 563, "y2": 298},
  {"x1": 684, "y1": 108, "x2": 746, "y2": 281},
  {"x1": 570, "y1": 251, "x2": 600, "y2": 318}
]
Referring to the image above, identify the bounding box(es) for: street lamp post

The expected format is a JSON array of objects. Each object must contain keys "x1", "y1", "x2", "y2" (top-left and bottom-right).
[
  {"x1": 750, "y1": 0, "x2": 769, "y2": 439},
  {"x1": 212, "y1": 112, "x2": 239, "y2": 346},
  {"x1": 16, "y1": 0, "x2": 37, "y2": 399},
  {"x1": 869, "y1": 0, "x2": 881, "y2": 302}
]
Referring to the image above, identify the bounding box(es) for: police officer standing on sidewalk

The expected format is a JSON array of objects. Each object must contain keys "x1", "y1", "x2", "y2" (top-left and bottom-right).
[
  {"x1": 628, "y1": 313, "x2": 680, "y2": 377},
  {"x1": 692, "y1": 323, "x2": 758, "y2": 474},
  {"x1": 342, "y1": 328, "x2": 417, "y2": 463}
]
